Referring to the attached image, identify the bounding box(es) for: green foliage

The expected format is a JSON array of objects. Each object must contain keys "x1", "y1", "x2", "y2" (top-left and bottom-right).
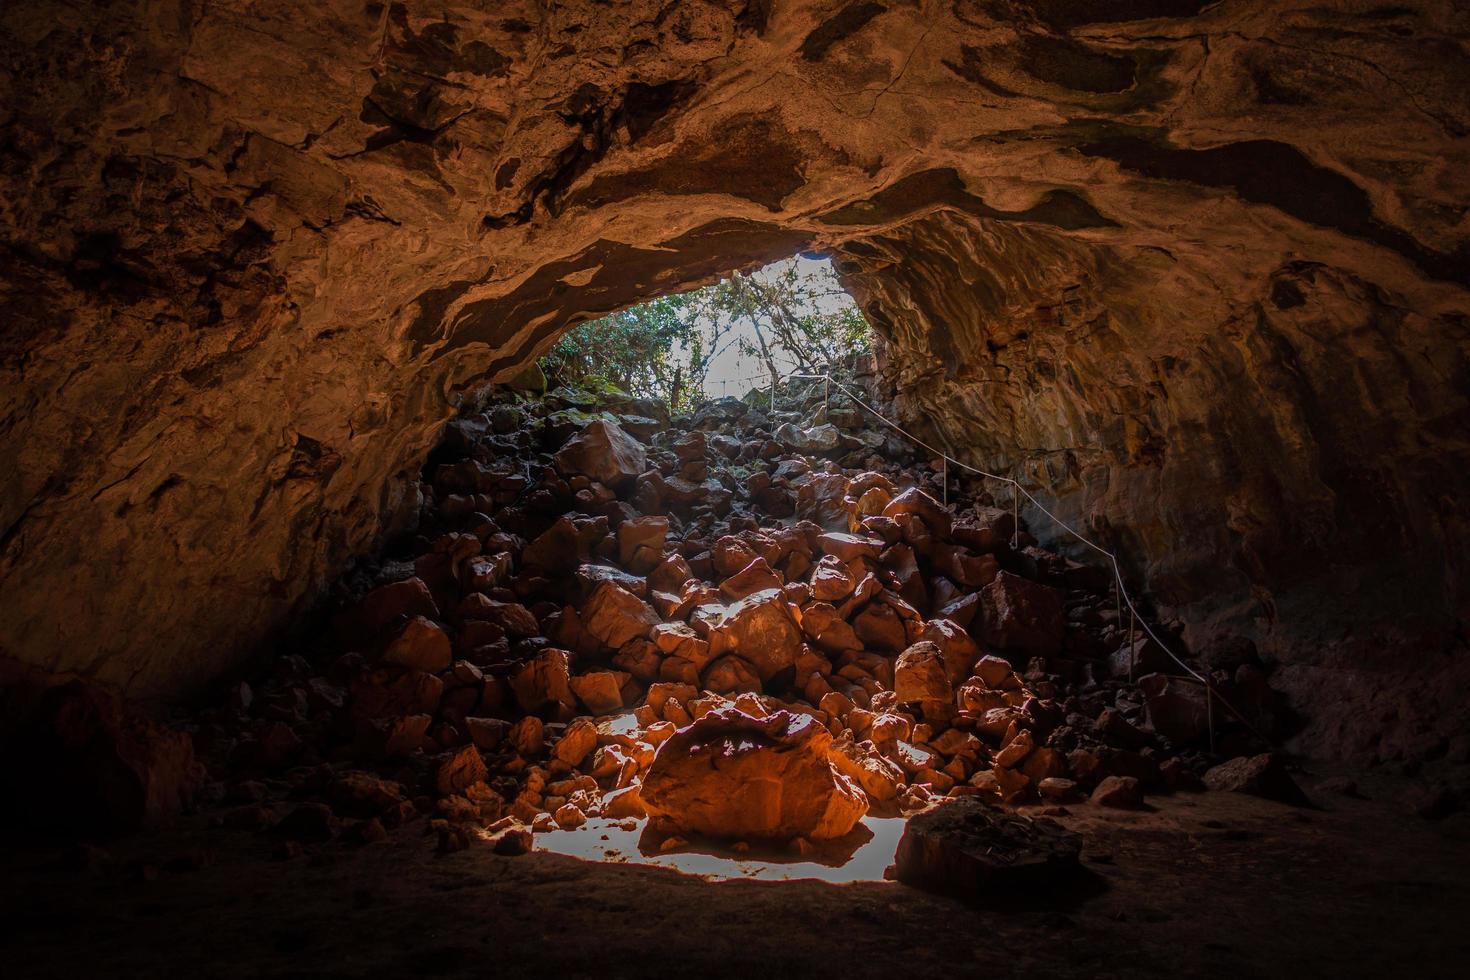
[
  {"x1": 539, "y1": 257, "x2": 869, "y2": 409},
  {"x1": 539, "y1": 293, "x2": 696, "y2": 401}
]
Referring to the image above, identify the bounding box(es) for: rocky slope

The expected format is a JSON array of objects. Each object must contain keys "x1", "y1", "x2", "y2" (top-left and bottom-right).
[
  {"x1": 2, "y1": 1, "x2": 1468, "y2": 764},
  {"x1": 137, "y1": 382, "x2": 1308, "y2": 855}
]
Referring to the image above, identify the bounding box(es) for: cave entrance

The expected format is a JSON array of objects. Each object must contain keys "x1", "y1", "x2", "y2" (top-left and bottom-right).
[{"x1": 536, "y1": 253, "x2": 873, "y2": 412}]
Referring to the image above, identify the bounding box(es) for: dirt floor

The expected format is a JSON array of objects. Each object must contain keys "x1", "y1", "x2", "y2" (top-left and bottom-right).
[{"x1": 4, "y1": 770, "x2": 1468, "y2": 980}]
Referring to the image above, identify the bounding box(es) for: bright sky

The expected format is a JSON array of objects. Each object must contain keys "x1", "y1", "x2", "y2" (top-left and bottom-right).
[{"x1": 697, "y1": 254, "x2": 853, "y2": 398}]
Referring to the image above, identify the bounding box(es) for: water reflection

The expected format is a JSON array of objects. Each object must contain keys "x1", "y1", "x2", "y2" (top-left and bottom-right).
[{"x1": 534, "y1": 815, "x2": 908, "y2": 883}]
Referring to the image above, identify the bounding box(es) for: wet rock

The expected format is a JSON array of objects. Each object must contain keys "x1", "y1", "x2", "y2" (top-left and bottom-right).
[
  {"x1": 894, "y1": 797, "x2": 1082, "y2": 895},
  {"x1": 641, "y1": 707, "x2": 868, "y2": 841}
]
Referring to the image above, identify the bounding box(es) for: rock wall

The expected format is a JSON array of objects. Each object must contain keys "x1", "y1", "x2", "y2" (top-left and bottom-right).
[{"x1": 2, "y1": 0, "x2": 1467, "y2": 751}]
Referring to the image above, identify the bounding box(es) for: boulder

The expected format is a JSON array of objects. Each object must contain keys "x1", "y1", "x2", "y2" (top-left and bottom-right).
[
  {"x1": 719, "y1": 556, "x2": 783, "y2": 601},
  {"x1": 1090, "y1": 775, "x2": 1144, "y2": 809},
  {"x1": 13, "y1": 681, "x2": 204, "y2": 833},
  {"x1": 817, "y1": 531, "x2": 883, "y2": 561},
  {"x1": 1109, "y1": 636, "x2": 1173, "y2": 678},
  {"x1": 583, "y1": 580, "x2": 660, "y2": 649},
  {"x1": 774, "y1": 422, "x2": 840, "y2": 453},
  {"x1": 809, "y1": 555, "x2": 856, "y2": 602},
  {"x1": 569, "y1": 670, "x2": 628, "y2": 714},
  {"x1": 509, "y1": 649, "x2": 574, "y2": 712},
  {"x1": 978, "y1": 572, "x2": 1065, "y2": 657},
  {"x1": 553, "y1": 419, "x2": 647, "y2": 487},
  {"x1": 711, "y1": 588, "x2": 803, "y2": 682},
  {"x1": 522, "y1": 516, "x2": 581, "y2": 574},
  {"x1": 893, "y1": 797, "x2": 1082, "y2": 895},
  {"x1": 918, "y1": 618, "x2": 981, "y2": 685},
  {"x1": 882, "y1": 487, "x2": 952, "y2": 538},
  {"x1": 617, "y1": 515, "x2": 668, "y2": 574},
  {"x1": 1139, "y1": 673, "x2": 1212, "y2": 742},
  {"x1": 435, "y1": 745, "x2": 488, "y2": 796},
  {"x1": 894, "y1": 642, "x2": 953, "y2": 705},
  {"x1": 1203, "y1": 754, "x2": 1312, "y2": 806},
  {"x1": 798, "y1": 601, "x2": 861, "y2": 654},
  {"x1": 552, "y1": 718, "x2": 599, "y2": 767},
  {"x1": 640, "y1": 708, "x2": 868, "y2": 841},
  {"x1": 379, "y1": 615, "x2": 451, "y2": 673}
]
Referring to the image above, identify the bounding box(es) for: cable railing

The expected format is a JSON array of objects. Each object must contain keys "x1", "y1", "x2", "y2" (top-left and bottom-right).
[{"x1": 774, "y1": 369, "x2": 1273, "y2": 754}]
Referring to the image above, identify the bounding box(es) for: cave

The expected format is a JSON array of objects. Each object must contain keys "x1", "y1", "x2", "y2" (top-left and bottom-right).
[{"x1": 2, "y1": 1, "x2": 1469, "y2": 976}]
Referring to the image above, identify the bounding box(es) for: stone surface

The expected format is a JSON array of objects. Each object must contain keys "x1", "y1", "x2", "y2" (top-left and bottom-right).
[
  {"x1": 978, "y1": 572, "x2": 1066, "y2": 657},
  {"x1": 553, "y1": 420, "x2": 647, "y2": 488},
  {"x1": 380, "y1": 616, "x2": 451, "y2": 674},
  {"x1": 582, "y1": 581, "x2": 660, "y2": 650},
  {"x1": 894, "y1": 797, "x2": 1082, "y2": 895},
  {"x1": 640, "y1": 707, "x2": 868, "y2": 842},
  {"x1": 893, "y1": 642, "x2": 952, "y2": 705},
  {"x1": 711, "y1": 589, "x2": 803, "y2": 683}
]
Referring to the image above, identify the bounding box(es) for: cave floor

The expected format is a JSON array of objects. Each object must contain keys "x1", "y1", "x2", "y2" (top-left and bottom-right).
[{"x1": 5, "y1": 777, "x2": 1467, "y2": 980}]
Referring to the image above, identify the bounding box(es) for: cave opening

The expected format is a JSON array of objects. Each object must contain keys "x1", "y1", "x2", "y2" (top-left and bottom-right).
[{"x1": 4, "y1": 0, "x2": 1469, "y2": 974}]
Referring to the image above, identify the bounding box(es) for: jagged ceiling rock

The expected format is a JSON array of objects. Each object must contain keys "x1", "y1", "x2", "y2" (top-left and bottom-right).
[{"x1": 0, "y1": 0, "x2": 1466, "y2": 731}]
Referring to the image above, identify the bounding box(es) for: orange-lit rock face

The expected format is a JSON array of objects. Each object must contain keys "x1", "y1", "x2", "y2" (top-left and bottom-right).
[
  {"x1": 640, "y1": 707, "x2": 869, "y2": 841},
  {"x1": 0, "y1": 0, "x2": 1466, "y2": 747}
]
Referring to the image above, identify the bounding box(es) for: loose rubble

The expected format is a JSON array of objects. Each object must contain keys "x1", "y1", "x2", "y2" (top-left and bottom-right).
[{"x1": 186, "y1": 376, "x2": 1287, "y2": 857}]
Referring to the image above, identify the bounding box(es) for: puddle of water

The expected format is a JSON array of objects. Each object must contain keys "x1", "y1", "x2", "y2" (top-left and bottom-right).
[{"x1": 534, "y1": 815, "x2": 908, "y2": 883}]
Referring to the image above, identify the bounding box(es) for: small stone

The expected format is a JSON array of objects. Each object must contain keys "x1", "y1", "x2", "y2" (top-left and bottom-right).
[
  {"x1": 1038, "y1": 777, "x2": 1078, "y2": 802},
  {"x1": 553, "y1": 802, "x2": 588, "y2": 829},
  {"x1": 491, "y1": 826, "x2": 534, "y2": 855}
]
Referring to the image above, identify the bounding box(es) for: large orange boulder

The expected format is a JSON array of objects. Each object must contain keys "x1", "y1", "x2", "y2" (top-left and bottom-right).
[
  {"x1": 710, "y1": 588, "x2": 802, "y2": 682},
  {"x1": 640, "y1": 707, "x2": 869, "y2": 841}
]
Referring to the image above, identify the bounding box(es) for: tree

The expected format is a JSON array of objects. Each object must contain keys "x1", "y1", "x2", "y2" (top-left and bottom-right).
[{"x1": 539, "y1": 256, "x2": 870, "y2": 408}]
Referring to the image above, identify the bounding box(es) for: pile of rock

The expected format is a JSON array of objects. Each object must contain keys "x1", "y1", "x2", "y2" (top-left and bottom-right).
[{"x1": 190, "y1": 380, "x2": 1283, "y2": 854}]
